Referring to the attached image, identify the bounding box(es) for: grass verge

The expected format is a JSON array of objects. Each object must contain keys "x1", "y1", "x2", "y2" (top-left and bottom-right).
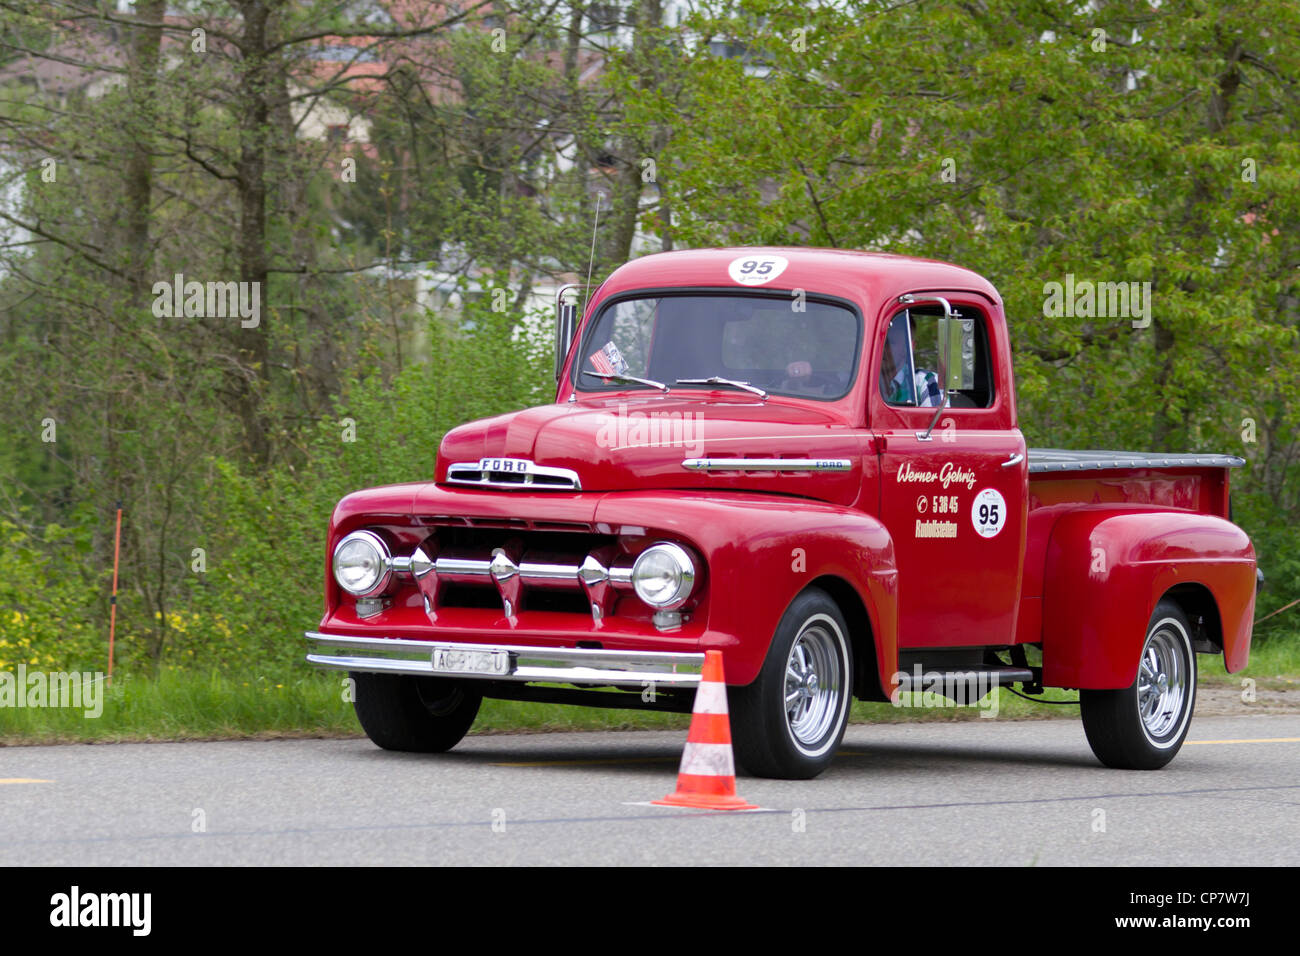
[
  {"x1": 1, "y1": 638, "x2": 1296, "y2": 746},
  {"x1": 1199, "y1": 635, "x2": 1300, "y2": 688}
]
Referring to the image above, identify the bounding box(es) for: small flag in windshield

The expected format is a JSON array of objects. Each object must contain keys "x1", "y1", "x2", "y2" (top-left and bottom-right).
[{"x1": 590, "y1": 341, "x2": 629, "y2": 376}]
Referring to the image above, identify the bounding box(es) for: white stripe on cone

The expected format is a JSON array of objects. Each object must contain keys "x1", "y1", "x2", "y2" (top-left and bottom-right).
[
  {"x1": 678, "y1": 741, "x2": 736, "y2": 777},
  {"x1": 692, "y1": 680, "x2": 729, "y2": 715}
]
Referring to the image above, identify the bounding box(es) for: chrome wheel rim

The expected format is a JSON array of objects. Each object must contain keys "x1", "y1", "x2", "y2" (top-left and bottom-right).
[
  {"x1": 1136, "y1": 622, "x2": 1189, "y2": 742},
  {"x1": 784, "y1": 617, "x2": 845, "y2": 753}
]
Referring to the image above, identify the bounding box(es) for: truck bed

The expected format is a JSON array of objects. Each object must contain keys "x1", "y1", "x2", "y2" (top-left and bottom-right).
[
  {"x1": 1026, "y1": 447, "x2": 1244, "y2": 519},
  {"x1": 1027, "y1": 448, "x2": 1246, "y2": 475},
  {"x1": 1020, "y1": 447, "x2": 1248, "y2": 616}
]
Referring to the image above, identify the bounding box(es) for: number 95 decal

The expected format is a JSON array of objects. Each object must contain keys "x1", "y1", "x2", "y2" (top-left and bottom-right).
[
  {"x1": 971, "y1": 488, "x2": 1007, "y2": 538},
  {"x1": 728, "y1": 254, "x2": 789, "y2": 286}
]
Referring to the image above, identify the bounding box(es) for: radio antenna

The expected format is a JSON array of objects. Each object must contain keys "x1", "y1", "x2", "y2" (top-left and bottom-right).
[{"x1": 583, "y1": 191, "x2": 604, "y2": 308}]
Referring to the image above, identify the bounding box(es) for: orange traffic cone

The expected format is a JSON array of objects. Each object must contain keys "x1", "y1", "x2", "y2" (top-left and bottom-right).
[{"x1": 653, "y1": 650, "x2": 757, "y2": 810}]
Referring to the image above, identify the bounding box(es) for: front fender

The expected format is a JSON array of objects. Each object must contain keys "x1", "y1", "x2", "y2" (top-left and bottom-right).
[
  {"x1": 592, "y1": 491, "x2": 898, "y2": 691},
  {"x1": 1041, "y1": 506, "x2": 1256, "y2": 689}
]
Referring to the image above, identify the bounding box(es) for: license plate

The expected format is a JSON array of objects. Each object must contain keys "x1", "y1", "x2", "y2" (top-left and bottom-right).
[{"x1": 431, "y1": 646, "x2": 512, "y2": 677}]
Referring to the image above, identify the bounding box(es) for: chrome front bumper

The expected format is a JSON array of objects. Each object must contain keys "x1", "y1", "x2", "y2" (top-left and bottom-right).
[{"x1": 305, "y1": 632, "x2": 704, "y2": 687}]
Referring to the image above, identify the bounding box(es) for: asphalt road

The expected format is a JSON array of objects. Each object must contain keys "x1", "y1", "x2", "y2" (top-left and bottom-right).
[{"x1": 2, "y1": 713, "x2": 1298, "y2": 865}]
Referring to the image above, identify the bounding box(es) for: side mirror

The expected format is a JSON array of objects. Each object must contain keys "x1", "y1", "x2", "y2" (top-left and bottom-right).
[
  {"x1": 554, "y1": 284, "x2": 580, "y2": 383},
  {"x1": 937, "y1": 315, "x2": 976, "y2": 392}
]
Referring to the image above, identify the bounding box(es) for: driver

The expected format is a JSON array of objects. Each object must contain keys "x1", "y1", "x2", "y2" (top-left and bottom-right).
[{"x1": 881, "y1": 312, "x2": 943, "y2": 407}]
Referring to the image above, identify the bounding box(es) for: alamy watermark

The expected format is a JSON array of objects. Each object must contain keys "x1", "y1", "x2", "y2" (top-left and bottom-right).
[
  {"x1": 151, "y1": 273, "x2": 260, "y2": 328},
  {"x1": 890, "y1": 664, "x2": 1001, "y2": 718},
  {"x1": 50, "y1": 886, "x2": 150, "y2": 935},
  {"x1": 0, "y1": 665, "x2": 104, "y2": 718},
  {"x1": 1042, "y1": 273, "x2": 1151, "y2": 328},
  {"x1": 595, "y1": 402, "x2": 705, "y2": 456}
]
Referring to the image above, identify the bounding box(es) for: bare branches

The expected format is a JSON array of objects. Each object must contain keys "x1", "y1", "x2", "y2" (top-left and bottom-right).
[{"x1": 0, "y1": 209, "x2": 127, "y2": 278}]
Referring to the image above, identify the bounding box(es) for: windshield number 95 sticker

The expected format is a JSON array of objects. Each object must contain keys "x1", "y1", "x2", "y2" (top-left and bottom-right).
[
  {"x1": 728, "y1": 255, "x2": 789, "y2": 286},
  {"x1": 971, "y1": 488, "x2": 1007, "y2": 538}
]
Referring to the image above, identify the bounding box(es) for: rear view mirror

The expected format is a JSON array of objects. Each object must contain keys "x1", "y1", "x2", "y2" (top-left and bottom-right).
[
  {"x1": 937, "y1": 315, "x2": 976, "y2": 392},
  {"x1": 555, "y1": 284, "x2": 580, "y2": 382}
]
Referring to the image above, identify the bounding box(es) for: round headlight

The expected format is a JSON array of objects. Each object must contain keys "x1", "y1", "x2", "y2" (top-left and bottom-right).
[
  {"x1": 631, "y1": 542, "x2": 695, "y2": 609},
  {"x1": 333, "y1": 530, "x2": 392, "y2": 597}
]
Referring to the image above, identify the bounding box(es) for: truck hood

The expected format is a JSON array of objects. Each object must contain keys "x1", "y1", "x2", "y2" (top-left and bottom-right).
[{"x1": 434, "y1": 397, "x2": 869, "y2": 507}]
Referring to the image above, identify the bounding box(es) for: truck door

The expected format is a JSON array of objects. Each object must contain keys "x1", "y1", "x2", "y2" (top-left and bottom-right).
[{"x1": 871, "y1": 296, "x2": 1026, "y2": 649}]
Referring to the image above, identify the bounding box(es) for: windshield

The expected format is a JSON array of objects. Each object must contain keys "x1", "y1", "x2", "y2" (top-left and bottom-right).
[{"x1": 573, "y1": 293, "x2": 861, "y2": 400}]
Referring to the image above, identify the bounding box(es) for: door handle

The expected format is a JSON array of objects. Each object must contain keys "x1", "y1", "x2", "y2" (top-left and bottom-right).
[{"x1": 1001, "y1": 452, "x2": 1024, "y2": 469}]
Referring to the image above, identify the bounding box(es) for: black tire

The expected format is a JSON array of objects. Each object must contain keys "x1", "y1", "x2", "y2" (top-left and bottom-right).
[
  {"x1": 1080, "y1": 600, "x2": 1197, "y2": 770},
  {"x1": 351, "y1": 672, "x2": 482, "y2": 753},
  {"x1": 731, "y1": 588, "x2": 853, "y2": 779}
]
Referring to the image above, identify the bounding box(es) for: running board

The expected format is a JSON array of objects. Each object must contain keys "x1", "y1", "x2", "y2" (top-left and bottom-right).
[{"x1": 894, "y1": 665, "x2": 1040, "y2": 700}]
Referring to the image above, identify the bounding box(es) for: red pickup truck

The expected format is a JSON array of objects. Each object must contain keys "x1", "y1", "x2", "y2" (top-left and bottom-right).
[{"x1": 307, "y1": 248, "x2": 1257, "y2": 779}]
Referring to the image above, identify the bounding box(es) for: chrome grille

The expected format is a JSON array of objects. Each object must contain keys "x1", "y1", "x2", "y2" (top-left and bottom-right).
[{"x1": 390, "y1": 527, "x2": 633, "y2": 622}]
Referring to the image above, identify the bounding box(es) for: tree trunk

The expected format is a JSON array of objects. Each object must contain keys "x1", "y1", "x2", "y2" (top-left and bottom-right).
[
  {"x1": 602, "y1": 0, "x2": 662, "y2": 266},
  {"x1": 234, "y1": 0, "x2": 274, "y2": 466},
  {"x1": 1155, "y1": 39, "x2": 1243, "y2": 450}
]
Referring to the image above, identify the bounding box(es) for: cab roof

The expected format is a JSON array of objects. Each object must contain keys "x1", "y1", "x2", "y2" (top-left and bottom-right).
[{"x1": 593, "y1": 247, "x2": 1002, "y2": 310}]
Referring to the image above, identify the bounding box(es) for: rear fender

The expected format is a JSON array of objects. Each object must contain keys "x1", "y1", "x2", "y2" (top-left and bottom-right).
[{"x1": 1041, "y1": 507, "x2": 1256, "y2": 689}]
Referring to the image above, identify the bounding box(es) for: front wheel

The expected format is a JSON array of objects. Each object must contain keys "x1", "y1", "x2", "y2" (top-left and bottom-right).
[
  {"x1": 731, "y1": 588, "x2": 853, "y2": 779},
  {"x1": 1080, "y1": 600, "x2": 1197, "y2": 770},
  {"x1": 351, "y1": 672, "x2": 482, "y2": 753}
]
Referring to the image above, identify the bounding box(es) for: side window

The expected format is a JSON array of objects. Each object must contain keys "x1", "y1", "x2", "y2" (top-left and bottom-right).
[{"x1": 880, "y1": 307, "x2": 994, "y2": 409}]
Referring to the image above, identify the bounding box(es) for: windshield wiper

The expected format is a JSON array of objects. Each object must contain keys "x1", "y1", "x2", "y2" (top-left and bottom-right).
[
  {"x1": 581, "y1": 369, "x2": 670, "y2": 392},
  {"x1": 674, "y1": 376, "x2": 768, "y2": 399}
]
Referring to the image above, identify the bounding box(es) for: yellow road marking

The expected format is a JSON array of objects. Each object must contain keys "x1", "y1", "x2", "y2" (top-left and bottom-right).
[
  {"x1": 495, "y1": 738, "x2": 1300, "y2": 767},
  {"x1": 0, "y1": 778, "x2": 53, "y2": 785},
  {"x1": 494, "y1": 756, "x2": 679, "y2": 767},
  {"x1": 1184, "y1": 737, "x2": 1300, "y2": 745},
  {"x1": 840, "y1": 740, "x2": 1300, "y2": 753}
]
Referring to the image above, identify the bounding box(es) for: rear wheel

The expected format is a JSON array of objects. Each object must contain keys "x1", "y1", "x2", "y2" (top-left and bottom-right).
[
  {"x1": 1080, "y1": 600, "x2": 1196, "y2": 770},
  {"x1": 351, "y1": 672, "x2": 482, "y2": 753},
  {"x1": 731, "y1": 588, "x2": 853, "y2": 779}
]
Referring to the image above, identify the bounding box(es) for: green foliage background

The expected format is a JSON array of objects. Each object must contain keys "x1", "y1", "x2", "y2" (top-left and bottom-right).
[
  {"x1": 0, "y1": 292, "x2": 552, "y2": 678},
  {"x1": 0, "y1": 0, "x2": 1295, "y2": 684}
]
